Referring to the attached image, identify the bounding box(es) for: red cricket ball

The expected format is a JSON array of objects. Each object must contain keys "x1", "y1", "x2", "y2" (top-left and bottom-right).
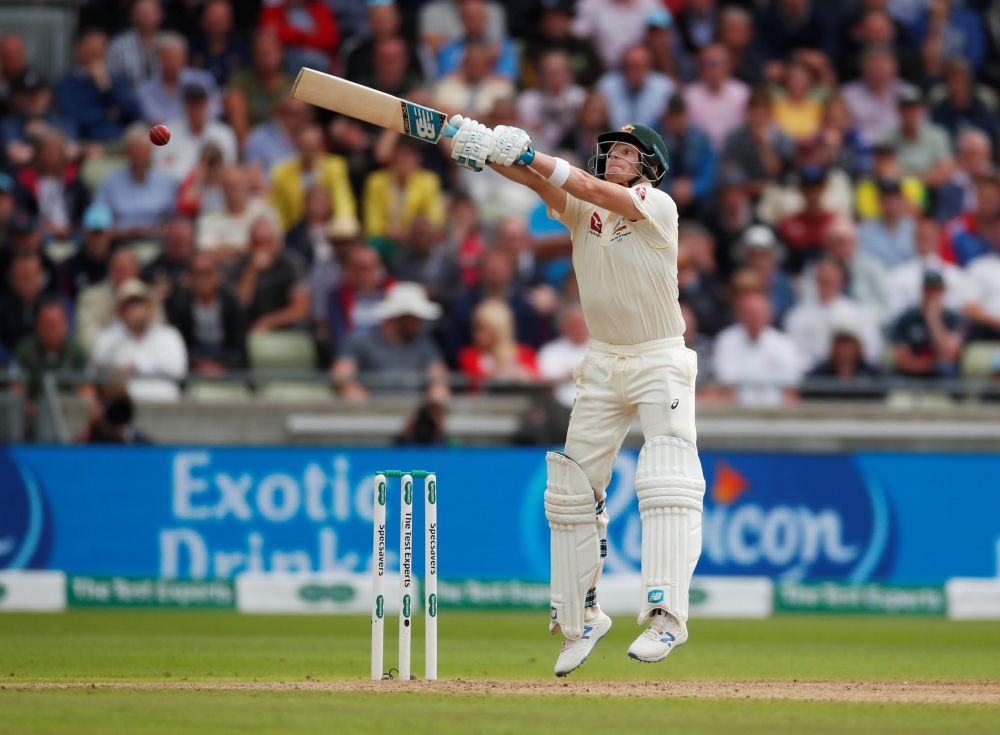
[{"x1": 150, "y1": 125, "x2": 171, "y2": 146}]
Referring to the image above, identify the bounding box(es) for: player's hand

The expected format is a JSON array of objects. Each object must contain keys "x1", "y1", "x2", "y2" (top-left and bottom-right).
[
  {"x1": 449, "y1": 115, "x2": 493, "y2": 172},
  {"x1": 489, "y1": 125, "x2": 532, "y2": 166}
]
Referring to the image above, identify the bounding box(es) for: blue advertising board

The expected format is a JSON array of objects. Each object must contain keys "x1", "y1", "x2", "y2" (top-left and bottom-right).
[{"x1": 1, "y1": 447, "x2": 997, "y2": 583}]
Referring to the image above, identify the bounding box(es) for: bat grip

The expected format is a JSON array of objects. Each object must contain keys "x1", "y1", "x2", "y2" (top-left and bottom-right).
[{"x1": 441, "y1": 124, "x2": 536, "y2": 167}]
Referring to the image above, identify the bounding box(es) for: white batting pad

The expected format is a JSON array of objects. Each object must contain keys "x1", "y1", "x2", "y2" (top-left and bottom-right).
[
  {"x1": 545, "y1": 452, "x2": 602, "y2": 639},
  {"x1": 635, "y1": 437, "x2": 706, "y2": 624}
]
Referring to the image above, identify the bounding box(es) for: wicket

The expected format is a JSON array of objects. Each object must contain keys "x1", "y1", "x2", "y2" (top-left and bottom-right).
[{"x1": 372, "y1": 470, "x2": 437, "y2": 681}]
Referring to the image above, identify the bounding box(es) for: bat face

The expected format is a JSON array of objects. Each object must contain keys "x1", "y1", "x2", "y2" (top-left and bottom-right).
[{"x1": 400, "y1": 102, "x2": 448, "y2": 143}]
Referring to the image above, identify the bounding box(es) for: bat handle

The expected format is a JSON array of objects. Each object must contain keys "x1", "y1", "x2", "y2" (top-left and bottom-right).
[{"x1": 441, "y1": 124, "x2": 535, "y2": 166}]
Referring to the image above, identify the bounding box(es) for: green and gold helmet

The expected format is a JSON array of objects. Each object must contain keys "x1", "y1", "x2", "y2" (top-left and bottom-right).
[{"x1": 589, "y1": 123, "x2": 669, "y2": 185}]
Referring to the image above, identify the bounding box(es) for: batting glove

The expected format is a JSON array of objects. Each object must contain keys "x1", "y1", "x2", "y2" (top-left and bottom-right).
[
  {"x1": 489, "y1": 125, "x2": 532, "y2": 166},
  {"x1": 449, "y1": 115, "x2": 494, "y2": 172}
]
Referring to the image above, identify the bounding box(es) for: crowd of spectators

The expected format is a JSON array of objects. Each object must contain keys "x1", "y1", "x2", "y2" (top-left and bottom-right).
[{"x1": 3, "y1": 0, "x2": 1000, "y2": 416}]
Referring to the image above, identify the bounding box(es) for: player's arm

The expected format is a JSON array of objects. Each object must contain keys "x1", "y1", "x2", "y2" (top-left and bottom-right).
[
  {"x1": 489, "y1": 161, "x2": 568, "y2": 213},
  {"x1": 528, "y1": 151, "x2": 644, "y2": 222}
]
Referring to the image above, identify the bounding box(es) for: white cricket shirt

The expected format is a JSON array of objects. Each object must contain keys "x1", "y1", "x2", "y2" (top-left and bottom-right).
[{"x1": 548, "y1": 184, "x2": 683, "y2": 345}]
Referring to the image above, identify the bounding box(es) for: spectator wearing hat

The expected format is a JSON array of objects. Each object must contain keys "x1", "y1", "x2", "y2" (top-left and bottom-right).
[
  {"x1": 755, "y1": 0, "x2": 837, "y2": 64},
  {"x1": 517, "y1": 50, "x2": 587, "y2": 152},
  {"x1": 197, "y1": 166, "x2": 281, "y2": 264},
  {"x1": 683, "y1": 44, "x2": 750, "y2": 153},
  {"x1": 141, "y1": 215, "x2": 196, "y2": 299},
  {"x1": 1, "y1": 70, "x2": 78, "y2": 168},
  {"x1": 855, "y1": 141, "x2": 928, "y2": 219},
  {"x1": 596, "y1": 45, "x2": 675, "y2": 131},
  {"x1": 721, "y1": 87, "x2": 796, "y2": 199},
  {"x1": 776, "y1": 165, "x2": 836, "y2": 274},
  {"x1": 55, "y1": 30, "x2": 141, "y2": 144},
  {"x1": 76, "y1": 248, "x2": 161, "y2": 352},
  {"x1": 153, "y1": 82, "x2": 236, "y2": 183},
  {"x1": 713, "y1": 290, "x2": 804, "y2": 407},
  {"x1": 326, "y1": 244, "x2": 394, "y2": 358},
  {"x1": 886, "y1": 85, "x2": 956, "y2": 189},
  {"x1": 841, "y1": 45, "x2": 905, "y2": 144},
  {"x1": 106, "y1": 0, "x2": 164, "y2": 89},
  {"x1": 331, "y1": 281, "x2": 448, "y2": 400},
  {"x1": 892, "y1": 271, "x2": 963, "y2": 377},
  {"x1": 60, "y1": 203, "x2": 114, "y2": 300},
  {"x1": 962, "y1": 225, "x2": 1000, "y2": 342},
  {"x1": 166, "y1": 252, "x2": 246, "y2": 374},
  {"x1": 913, "y1": 0, "x2": 986, "y2": 77},
  {"x1": 717, "y1": 6, "x2": 764, "y2": 87},
  {"x1": 93, "y1": 125, "x2": 178, "y2": 240},
  {"x1": 931, "y1": 59, "x2": 1000, "y2": 156},
  {"x1": 655, "y1": 94, "x2": 715, "y2": 218},
  {"x1": 888, "y1": 217, "x2": 967, "y2": 320},
  {"x1": 345, "y1": 1, "x2": 425, "y2": 86},
  {"x1": 786, "y1": 256, "x2": 883, "y2": 371},
  {"x1": 363, "y1": 137, "x2": 446, "y2": 258},
  {"x1": 737, "y1": 225, "x2": 795, "y2": 324},
  {"x1": 271, "y1": 124, "x2": 357, "y2": 232},
  {"x1": 520, "y1": 0, "x2": 603, "y2": 90},
  {"x1": 91, "y1": 278, "x2": 188, "y2": 402},
  {"x1": 260, "y1": 0, "x2": 340, "y2": 77},
  {"x1": 10, "y1": 297, "x2": 90, "y2": 406},
  {"x1": 942, "y1": 173, "x2": 1000, "y2": 267},
  {"x1": 188, "y1": 0, "x2": 251, "y2": 89},
  {"x1": 571, "y1": 0, "x2": 664, "y2": 71},
  {"x1": 14, "y1": 131, "x2": 89, "y2": 240},
  {"x1": 0, "y1": 253, "x2": 56, "y2": 355},
  {"x1": 136, "y1": 33, "x2": 223, "y2": 125},
  {"x1": 232, "y1": 217, "x2": 310, "y2": 334},
  {"x1": 224, "y1": 30, "x2": 294, "y2": 147},
  {"x1": 858, "y1": 178, "x2": 917, "y2": 268},
  {"x1": 419, "y1": 0, "x2": 508, "y2": 55}
]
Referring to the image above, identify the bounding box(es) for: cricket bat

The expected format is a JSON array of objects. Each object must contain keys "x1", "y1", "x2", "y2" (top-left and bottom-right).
[{"x1": 291, "y1": 68, "x2": 534, "y2": 164}]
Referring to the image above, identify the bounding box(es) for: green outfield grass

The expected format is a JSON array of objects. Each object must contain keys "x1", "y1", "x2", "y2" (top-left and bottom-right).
[{"x1": 1, "y1": 611, "x2": 998, "y2": 734}]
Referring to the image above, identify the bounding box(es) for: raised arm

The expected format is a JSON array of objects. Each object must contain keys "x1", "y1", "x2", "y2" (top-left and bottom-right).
[{"x1": 527, "y1": 150, "x2": 645, "y2": 222}]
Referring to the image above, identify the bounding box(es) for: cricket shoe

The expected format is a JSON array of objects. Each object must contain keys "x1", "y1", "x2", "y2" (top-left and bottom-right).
[
  {"x1": 627, "y1": 610, "x2": 688, "y2": 663},
  {"x1": 554, "y1": 611, "x2": 613, "y2": 677}
]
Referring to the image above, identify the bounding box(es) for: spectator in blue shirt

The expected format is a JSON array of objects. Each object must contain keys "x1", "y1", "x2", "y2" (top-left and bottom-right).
[
  {"x1": 931, "y1": 58, "x2": 1000, "y2": 155},
  {"x1": 912, "y1": 0, "x2": 986, "y2": 75},
  {"x1": 596, "y1": 45, "x2": 676, "y2": 131},
  {"x1": 94, "y1": 125, "x2": 178, "y2": 239},
  {"x1": 55, "y1": 30, "x2": 140, "y2": 144},
  {"x1": 858, "y1": 178, "x2": 918, "y2": 268},
  {"x1": 436, "y1": 0, "x2": 517, "y2": 81},
  {"x1": 1, "y1": 71, "x2": 78, "y2": 168},
  {"x1": 188, "y1": 0, "x2": 251, "y2": 89},
  {"x1": 136, "y1": 33, "x2": 222, "y2": 125},
  {"x1": 244, "y1": 95, "x2": 311, "y2": 180},
  {"x1": 656, "y1": 93, "x2": 715, "y2": 219}
]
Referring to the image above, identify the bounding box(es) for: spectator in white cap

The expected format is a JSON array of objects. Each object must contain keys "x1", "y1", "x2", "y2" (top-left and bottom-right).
[
  {"x1": 331, "y1": 282, "x2": 448, "y2": 401},
  {"x1": 735, "y1": 225, "x2": 794, "y2": 324},
  {"x1": 90, "y1": 278, "x2": 188, "y2": 402}
]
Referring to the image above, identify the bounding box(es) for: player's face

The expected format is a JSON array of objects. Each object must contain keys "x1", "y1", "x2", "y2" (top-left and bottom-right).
[{"x1": 604, "y1": 142, "x2": 643, "y2": 185}]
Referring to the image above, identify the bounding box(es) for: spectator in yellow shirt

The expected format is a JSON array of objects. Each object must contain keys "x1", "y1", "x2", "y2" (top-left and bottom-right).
[
  {"x1": 363, "y1": 137, "x2": 445, "y2": 259},
  {"x1": 772, "y1": 61, "x2": 824, "y2": 142},
  {"x1": 270, "y1": 123, "x2": 357, "y2": 231},
  {"x1": 855, "y1": 141, "x2": 927, "y2": 219}
]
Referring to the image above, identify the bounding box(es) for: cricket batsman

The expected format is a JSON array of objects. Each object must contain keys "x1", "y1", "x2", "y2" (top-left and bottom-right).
[{"x1": 449, "y1": 117, "x2": 705, "y2": 676}]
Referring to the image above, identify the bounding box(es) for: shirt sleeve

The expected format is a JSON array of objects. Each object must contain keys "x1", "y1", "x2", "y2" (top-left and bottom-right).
[
  {"x1": 628, "y1": 186, "x2": 678, "y2": 248},
  {"x1": 547, "y1": 191, "x2": 584, "y2": 231}
]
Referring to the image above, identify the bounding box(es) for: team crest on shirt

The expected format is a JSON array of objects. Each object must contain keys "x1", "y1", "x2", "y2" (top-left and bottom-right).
[
  {"x1": 589, "y1": 211, "x2": 603, "y2": 235},
  {"x1": 610, "y1": 221, "x2": 632, "y2": 243},
  {"x1": 635, "y1": 187, "x2": 647, "y2": 201}
]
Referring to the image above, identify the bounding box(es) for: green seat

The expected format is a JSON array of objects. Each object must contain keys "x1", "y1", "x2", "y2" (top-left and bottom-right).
[
  {"x1": 81, "y1": 155, "x2": 125, "y2": 192},
  {"x1": 247, "y1": 331, "x2": 317, "y2": 370},
  {"x1": 186, "y1": 381, "x2": 252, "y2": 403},
  {"x1": 960, "y1": 342, "x2": 1000, "y2": 379},
  {"x1": 256, "y1": 381, "x2": 333, "y2": 402},
  {"x1": 129, "y1": 240, "x2": 162, "y2": 266},
  {"x1": 44, "y1": 239, "x2": 78, "y2": 264}
]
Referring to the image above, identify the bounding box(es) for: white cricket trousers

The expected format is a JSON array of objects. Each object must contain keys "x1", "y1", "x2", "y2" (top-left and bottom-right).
[{"x1": 563, "y1": 336, "x2": 699, "y2": 498}]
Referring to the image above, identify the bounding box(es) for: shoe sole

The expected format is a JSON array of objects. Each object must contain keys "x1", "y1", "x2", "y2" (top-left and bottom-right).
[
  {"x1": 627, "y1": 637, "x2": 688, "y2": 664},
  {"x1": 554, "y1": 621, "x2": 613, "y2": 678}
]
